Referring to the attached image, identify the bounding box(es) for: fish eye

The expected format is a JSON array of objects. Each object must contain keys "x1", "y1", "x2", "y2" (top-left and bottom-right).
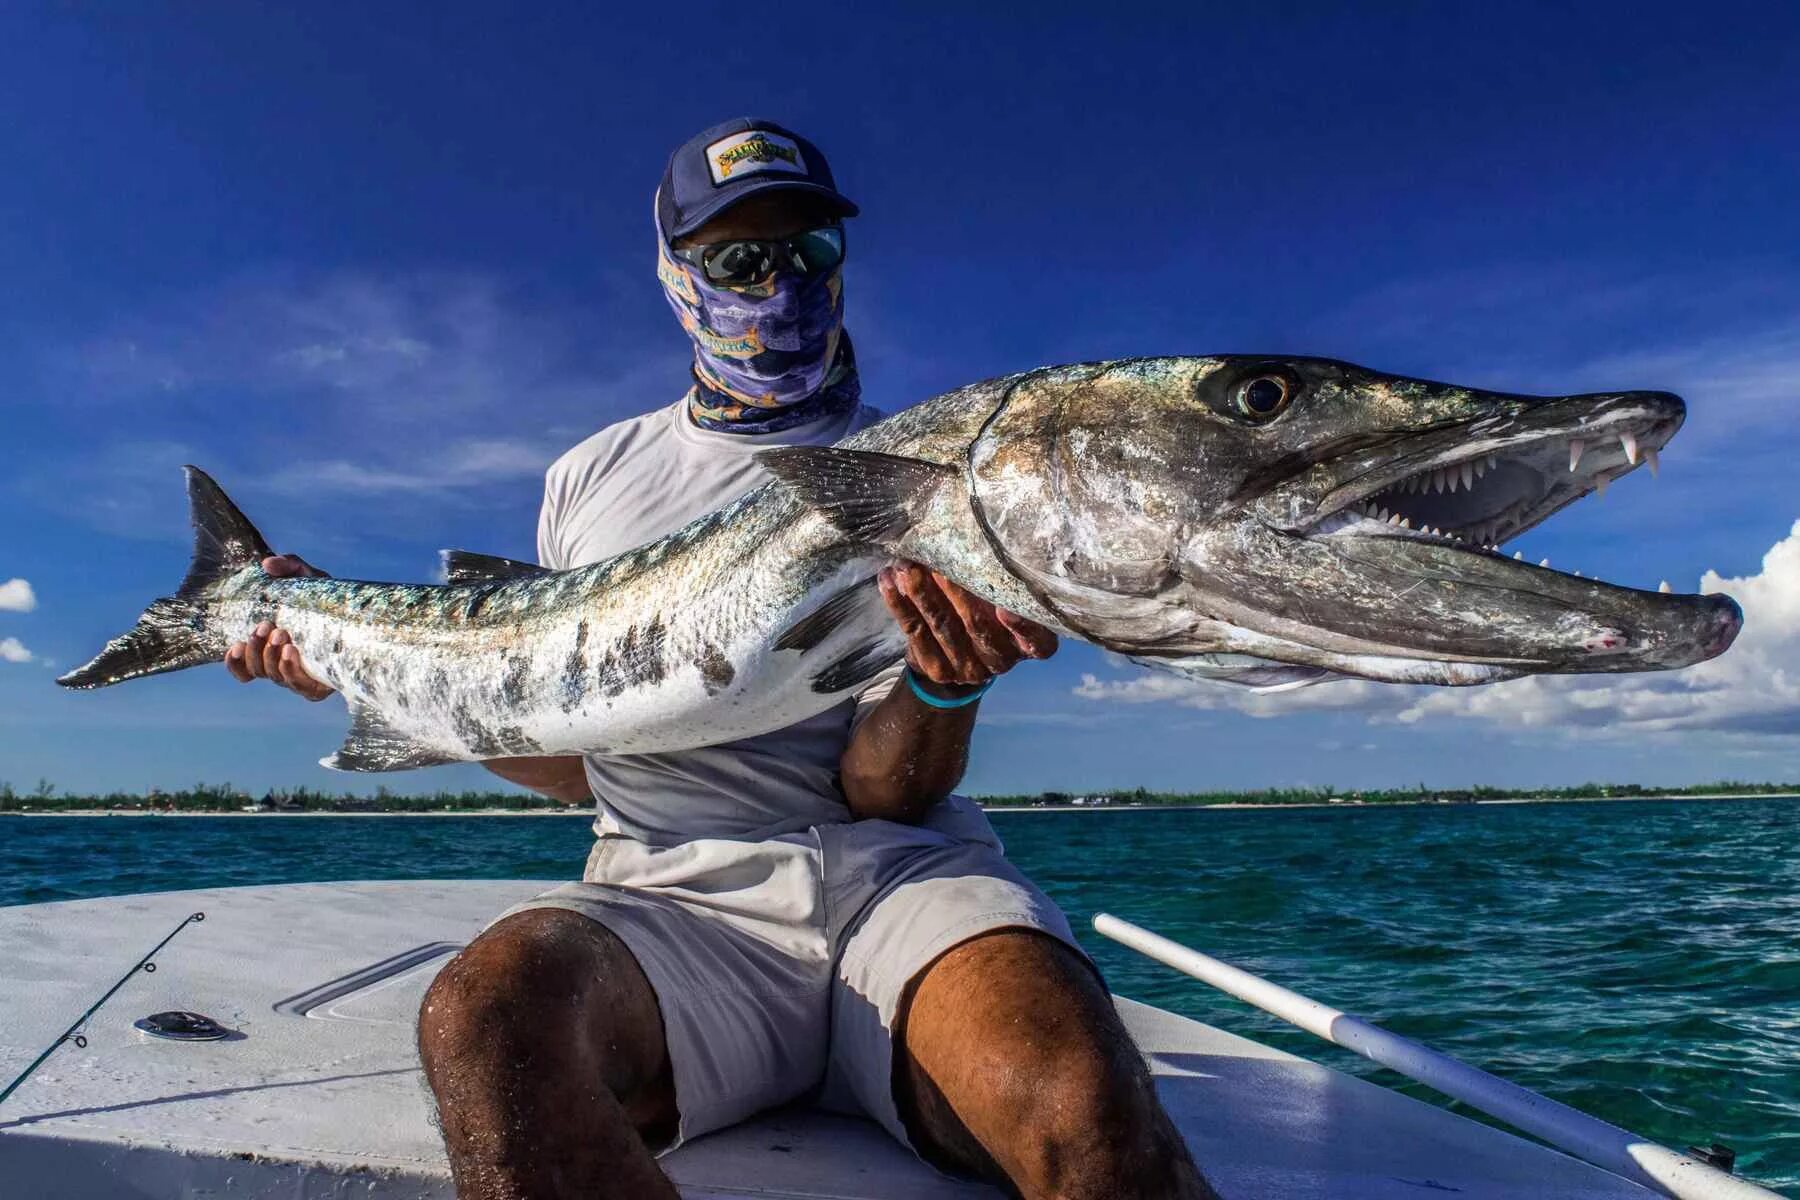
[{"x1": 1234, "y1": 373, "x2": 1294, "y2": 420}]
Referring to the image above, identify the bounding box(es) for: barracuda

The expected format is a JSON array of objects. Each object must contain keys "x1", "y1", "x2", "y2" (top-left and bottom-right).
[{"x1": 58, "y1": 356, "x2": 1742, "y2": 770}]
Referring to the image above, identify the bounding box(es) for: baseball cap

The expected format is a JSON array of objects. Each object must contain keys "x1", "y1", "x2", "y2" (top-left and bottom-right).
[{"x1": 657, "y1": 117, "x2": 859, "y2": 243}]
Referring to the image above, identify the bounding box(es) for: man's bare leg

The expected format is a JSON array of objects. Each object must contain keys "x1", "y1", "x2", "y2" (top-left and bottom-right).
[
  {"x1": 896, "y1": 929, "x2": 1220, "y2": 1200},
  {"x1": 418, "y1": 908, "x2": 681, "y2": 1200}
]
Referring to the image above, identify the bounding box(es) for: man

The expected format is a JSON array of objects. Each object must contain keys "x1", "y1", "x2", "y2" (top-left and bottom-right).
[{"x1": 227, "y1": 118, "x2": 1215, "y2": 1200}]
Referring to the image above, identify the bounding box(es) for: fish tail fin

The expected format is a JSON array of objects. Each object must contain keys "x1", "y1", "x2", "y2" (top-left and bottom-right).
[{"x1": 57, "y1": 467, "x2": 273, "y2": 690}]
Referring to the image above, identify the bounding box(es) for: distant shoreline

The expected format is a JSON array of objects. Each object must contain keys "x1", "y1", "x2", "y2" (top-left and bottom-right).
[
  {"x1": 8, "y1": 792, "x2": 1796, "y2": 817},
  {"x1": 993, "y1": 791, "x2": 1800, "y2": 813}
]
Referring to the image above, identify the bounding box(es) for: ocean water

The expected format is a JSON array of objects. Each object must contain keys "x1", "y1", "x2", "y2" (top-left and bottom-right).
[{"x1": 4, "y1": 797, "x2": 1796, "y2": 1190}]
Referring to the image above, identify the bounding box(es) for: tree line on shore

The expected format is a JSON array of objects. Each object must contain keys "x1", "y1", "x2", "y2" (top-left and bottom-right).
[{"x1": 2, "y1": 779, "x2": 1796, "y2": 814}]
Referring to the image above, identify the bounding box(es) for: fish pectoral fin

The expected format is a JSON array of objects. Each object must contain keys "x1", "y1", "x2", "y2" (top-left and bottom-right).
[
  {"x1": 775, "y1": 578, "x2": 882, "y2": 653},
  {"x1": 756, "y1": 447, "x2": 956, "y2": 545},
  {"x1": 811, "y1": 638, "x2": 905, "y2": 694},
  {"x1": 440, "y1": 549, "x2": 551, "y2": 584},
  {"x1": 322, "y1": 703, "x2": 459, "y2": 773}
]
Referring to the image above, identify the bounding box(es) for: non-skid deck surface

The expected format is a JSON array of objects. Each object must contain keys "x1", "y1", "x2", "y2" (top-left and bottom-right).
[{"x1": 0, "y1": 881, "x2": 1656, "y2": 1198}]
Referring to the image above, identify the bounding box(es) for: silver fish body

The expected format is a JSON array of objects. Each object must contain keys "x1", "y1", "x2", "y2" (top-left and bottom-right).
[{"x1": 59, "y1": 357, "x2": 1743, "y2": 771}]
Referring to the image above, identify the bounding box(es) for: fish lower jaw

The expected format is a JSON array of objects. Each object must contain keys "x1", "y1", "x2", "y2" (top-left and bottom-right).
[
  {"x1": 1315, "y1": 504, "x2": 1513, "y2": 555},
  {"x1": 1309, "y1": 510, "x2": 1643, "y2": 588}
]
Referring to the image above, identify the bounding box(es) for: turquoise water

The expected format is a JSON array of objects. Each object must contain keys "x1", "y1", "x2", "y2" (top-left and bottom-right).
[{"x1": 4, "y1": 797, "x2": 1796, "y2": 1189}]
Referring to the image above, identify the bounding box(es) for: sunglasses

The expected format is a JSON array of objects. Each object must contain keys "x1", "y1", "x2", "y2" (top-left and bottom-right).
[{"x1": 672, "y1": 225, "x2": 846, "y2": 288}]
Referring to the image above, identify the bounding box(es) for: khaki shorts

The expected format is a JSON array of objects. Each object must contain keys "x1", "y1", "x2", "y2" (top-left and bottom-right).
[{"x1": 491, "y1": 795, "x2": 1081, "y2": 1152}]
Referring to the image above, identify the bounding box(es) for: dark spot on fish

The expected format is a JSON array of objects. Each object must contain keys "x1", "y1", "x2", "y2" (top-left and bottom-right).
[
  {"x1": 560, "y1": 621, "x2": 590, "y2": 713},
  {"x1": 449, "y1": 703, "x2": 487, "y2": 752},
  {"x1": 639, "y1": 617, "x2": 667, "y2": 686},
  {"x1": 595, "y1": 627, "x2": 631, "y2": 698},
  {"x1": 463, "y1": 585, "x2": 495, "y2": 623},
  {"x1": 500, "y1": 653, "x2": 532, "y2": 707},
  {"x1": 597, "y1": 617, "x2": 668, "y2": 698},
  {"x1": 488, "y1": 724, "x2": 542, "y2": 756},
  {"x1": 697, "y1": 642, "x2": 735, "y2": 694}
]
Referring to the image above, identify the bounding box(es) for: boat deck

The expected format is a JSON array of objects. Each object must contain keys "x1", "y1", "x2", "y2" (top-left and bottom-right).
[{"x1": 0, "y1": 881, "x2": 1659, "y2": 1198}]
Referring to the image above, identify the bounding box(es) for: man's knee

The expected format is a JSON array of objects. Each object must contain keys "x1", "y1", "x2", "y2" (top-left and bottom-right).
[
  {"x1": 419, "y1": 907, "x2": 663, "y2": 1093},
  {"x1": 902, "y1": 930, "x2": 1203, "y2": 1198},
  {"x1": 1017, "y1": 1036, "x2": 1167, "y2": 1175}
]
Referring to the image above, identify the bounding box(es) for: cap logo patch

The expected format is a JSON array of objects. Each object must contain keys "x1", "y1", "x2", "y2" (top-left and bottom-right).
[{"x1": 707, "y1": 129, "x2": 807, "y2": 185}]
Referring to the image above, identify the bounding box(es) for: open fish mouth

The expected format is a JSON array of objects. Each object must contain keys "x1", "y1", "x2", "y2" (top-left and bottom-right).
[
  {"x1": 1303, "y1": 390, "x2": 1683, "y2": 565},
  {"x1": 1197, "y1": 385, "x2": 1741, "y2": 680}
]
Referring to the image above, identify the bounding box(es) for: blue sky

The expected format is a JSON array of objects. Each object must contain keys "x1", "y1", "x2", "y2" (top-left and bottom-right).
[{"x1": 3, "y1": 3, "x2": 1798, "y2": 796}]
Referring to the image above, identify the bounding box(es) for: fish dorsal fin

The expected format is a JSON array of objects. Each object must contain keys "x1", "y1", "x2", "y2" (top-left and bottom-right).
[
  {"x1": 756, "y1": 447, "x2": 956, "y2": 545},
  {"x1": 180, "y1": 465, "x2": 275, "y2": 598},
  {"x1": 440, "y1": 549, "x2": 550, "y2": 584},
  {"x1": 321, "y1": 702, "x2": 459, "y2": 773}
]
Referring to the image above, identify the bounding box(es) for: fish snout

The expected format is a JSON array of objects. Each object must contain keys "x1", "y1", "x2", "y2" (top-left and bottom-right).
[
  {"x1": 1699, "y1": 592, "x2": 1744, "y2": 661},
  {"x1": 1564, "y1": 388, "x2": 1686, "y2": 443}
]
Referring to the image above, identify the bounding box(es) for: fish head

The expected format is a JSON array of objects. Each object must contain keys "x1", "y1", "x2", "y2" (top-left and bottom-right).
[{"x1": 968, "y1": 356, "x2": 1742, "y2": 685}]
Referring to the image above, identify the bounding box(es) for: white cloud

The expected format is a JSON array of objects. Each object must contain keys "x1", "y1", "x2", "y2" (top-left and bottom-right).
[
  {"x1": 1392, "y1": 519, "x2": 1800, "y2": 737},
  {"x1": 1074, "y1": 670, "x2": 1392, "y2": 718},
  {"x1": 265, "y1": 437, "x2": 562, "y2": 497},
  {"x1": 0, "y1": 578, "x2": 35, "y2": 613},
  {"x1": 1075, "y1": 519, "x2": 1800, "y2": 740},
  {"x1": 0, "y1": 637, "x2": 33, "y2": 663},
  {"x1": 40, "y1": 270, "x2": 687, "y2": 503}
]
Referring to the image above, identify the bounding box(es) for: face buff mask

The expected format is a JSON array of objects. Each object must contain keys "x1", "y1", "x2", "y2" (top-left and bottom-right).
[{"x1": 657, "y1": 235, "x2": 861, "y2": 434}]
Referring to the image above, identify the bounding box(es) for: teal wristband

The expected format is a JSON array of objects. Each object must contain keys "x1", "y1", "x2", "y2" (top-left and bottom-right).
[{"x1": 905, "y1": 668, "x2": 993, "y2": 709}]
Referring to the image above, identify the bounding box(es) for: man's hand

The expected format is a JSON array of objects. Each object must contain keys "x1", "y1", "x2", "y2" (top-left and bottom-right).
[
  {"x1": 841, "y1": 563, "x2": 1057, "y2": 824},
  {"x1": 223, "y1": 555, "x2": 335, "y2": 702},
  {"x1": 876, "y1": 562, "x2": 1058, "y2": 690}
]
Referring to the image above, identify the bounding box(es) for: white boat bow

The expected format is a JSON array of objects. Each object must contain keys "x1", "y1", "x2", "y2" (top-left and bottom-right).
[{"x1": 0, "y1": 880, "x2": 1723, "y2": 1198}]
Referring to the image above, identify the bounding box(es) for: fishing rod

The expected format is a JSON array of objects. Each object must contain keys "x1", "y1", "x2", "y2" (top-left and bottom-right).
[{"x1": 0, "y1": 910, "x2": 205, "y2": 1109}]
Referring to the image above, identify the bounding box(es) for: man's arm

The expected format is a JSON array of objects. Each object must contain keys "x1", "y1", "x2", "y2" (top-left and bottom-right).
[
  {"x1": 225, "y1": 556, "x2": 594, "y2": 806},
  {"x1": 839, "y1": 563, "x2": 1057, "y2": 824}
]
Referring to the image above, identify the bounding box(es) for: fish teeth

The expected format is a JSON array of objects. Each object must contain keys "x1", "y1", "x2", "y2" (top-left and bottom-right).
[
  {"x1": 1620, "y1": 432, "x2": 1639, "y2": 465},
  {"x1": 1399, "y1": 517, "x2": 1412, "y2": 529},
  {"x1": 1658, "y1": 580, "x2": 1673, "y2": 593},
  {"x1": 1387, "y1": 512, "x2": 1403, "y2": 526},
  {"x1": 1593, "y1": 476, "x2": 1608, "y2": 498},
  {"x1": 1569, "y1": 439, "x2": 1585, "y2": 472},
  {"x1": 1540, "y1": 558, "x2": 1551, "y2": 568},
  {"x1": 1645, "y1": 448, "x2": 1659, "y2": 478},
  {"x1": 1460, "y1": 461, "x2": 1474, "y2": 491},
  {"x1": 1513, "y1": 551, "x2": 1524, "y2": 560}
]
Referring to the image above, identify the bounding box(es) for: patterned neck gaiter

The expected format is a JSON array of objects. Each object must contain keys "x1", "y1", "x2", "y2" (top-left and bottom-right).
[{"x1": 657, "y1": 238, "x2": 861, "y2": 434}]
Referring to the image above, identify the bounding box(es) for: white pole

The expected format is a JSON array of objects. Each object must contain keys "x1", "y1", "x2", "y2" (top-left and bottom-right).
[{"x1": 1092, "y1": 913, "x2": 1786, "y2": 1200}]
